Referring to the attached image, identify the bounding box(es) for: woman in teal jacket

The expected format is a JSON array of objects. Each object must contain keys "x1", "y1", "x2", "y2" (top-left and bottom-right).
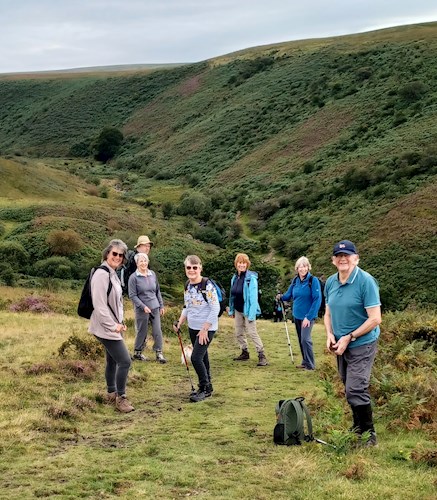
[{"x1": 228, "y1": 253, "x2": 268, "y2": 366}]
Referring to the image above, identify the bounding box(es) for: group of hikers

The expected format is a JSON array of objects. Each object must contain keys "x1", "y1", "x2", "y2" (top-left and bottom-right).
[{"x1": 88, "y1": 235, "x2": 381, "y2": 446}]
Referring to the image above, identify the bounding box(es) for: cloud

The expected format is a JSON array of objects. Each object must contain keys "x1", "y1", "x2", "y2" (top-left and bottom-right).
[{"x1": 0, "y1": 0, "x2": 436, "y2": 72}]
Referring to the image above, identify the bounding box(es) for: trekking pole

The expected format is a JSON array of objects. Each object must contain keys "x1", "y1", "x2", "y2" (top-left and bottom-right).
[
  {"x1": 280, "y1": 300, "x2": 294, "y2": 363},
  {"x1": 314, "y1": 437, "x2": 337, "y2": 449},
  {"x1": 173, "y1": 322, "x2": 197, "y2": 395}
]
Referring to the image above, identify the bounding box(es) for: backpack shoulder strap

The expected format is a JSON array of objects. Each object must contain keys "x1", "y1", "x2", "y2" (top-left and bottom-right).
[
  {"x1": 97, "y1": 265, "x2": 113, "y2": 297},
  {"x1": 308, "y1": 275, "x2": 313, "y2": 288},
  {"x1": 199, "y1": 277, "x2": 210, "y2": 303},
  {"x1": 296, "y1": 397, "x2": 313, "y2": 442},
  {"x1": 95, "y1": 265, "x2": 119, "y2": 323}
]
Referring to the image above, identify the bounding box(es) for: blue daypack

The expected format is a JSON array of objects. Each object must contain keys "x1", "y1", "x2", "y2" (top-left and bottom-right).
[{"x1": 184, "y1": 277, "x2": 227, "y2": 317}]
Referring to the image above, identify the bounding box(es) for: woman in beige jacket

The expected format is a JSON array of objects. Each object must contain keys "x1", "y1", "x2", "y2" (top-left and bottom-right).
[{"x1": 89, "y1": 239, "x2": 134, "y2": 413}]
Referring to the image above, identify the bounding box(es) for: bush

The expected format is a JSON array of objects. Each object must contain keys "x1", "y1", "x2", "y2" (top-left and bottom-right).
[
  {"x1": 0, "y1": 262, "x2": 15, "y2": 286},
  {"x1": 398, "y1": 81, "x2": 428, "y2": 102},
  {"x1": 0, "y1": 241, "x2": 29, "y2": 270},
  {"x1": 177, "y1": 193, "x2": 212, "y2": 221},
  {"x1": 46, "y1": 229, "x2": 83, "y2": 256},
  {"x1": 162, "y1": 202, "x2": 174, "y2": 219},
  {"x1": 194, "y1": 226, "x2": 223, "y2": 247},
  {"x1": 9, "y1": 296, "x2": 51, "y2": 313},
  {"x1": 94, "y1": 127, "x2": 124, "y2": 162},
  {"x1": 33, "y1": 256, "x2": 75, "y2": 279}
]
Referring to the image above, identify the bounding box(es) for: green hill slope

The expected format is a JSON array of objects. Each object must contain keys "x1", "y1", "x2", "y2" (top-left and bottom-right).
[{"x1": 0, "y1": 23, "x2": 436, "y2": 309}]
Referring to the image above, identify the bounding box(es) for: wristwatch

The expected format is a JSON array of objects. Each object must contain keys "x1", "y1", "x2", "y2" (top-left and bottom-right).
[{"x1": 349, "y1": 332, "x2": 357, "y2": 342}]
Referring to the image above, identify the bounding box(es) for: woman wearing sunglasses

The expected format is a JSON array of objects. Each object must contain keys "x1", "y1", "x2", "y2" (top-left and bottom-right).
[
  {"x1": 89, "y1": 239, "x2": 134, "y2": 413},
  {"x1": 173, "y1": 255, "x2": 220, "y2": 402}
]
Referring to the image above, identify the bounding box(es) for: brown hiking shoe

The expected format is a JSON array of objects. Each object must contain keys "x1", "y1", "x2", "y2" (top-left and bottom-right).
[
  {"x1": 116, "y1": 395, "x2": 135, "y2": 413},
  {"x1": 105, "y1": 392, "x2": 116, "y2": 404},
  {"x1": 257, "y1": 352, "x2": 268, "y2": 366},
  {"x1": 233, "y1": 349, "x2": 250, "y2": 361}
]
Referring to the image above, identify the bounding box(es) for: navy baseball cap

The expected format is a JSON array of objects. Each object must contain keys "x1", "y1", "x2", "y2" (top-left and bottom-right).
[{"x1": 333, "y1": 240, "x2": 358, "y2": 256}]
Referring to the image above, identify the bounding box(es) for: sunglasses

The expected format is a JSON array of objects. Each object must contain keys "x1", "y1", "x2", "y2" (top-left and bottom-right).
[
  {"x1": 111, "y1": 251, "x2": 124, "y2": 258},
  {"x1": 185, "y1": 265, "x2": 199, "y2": 270}
]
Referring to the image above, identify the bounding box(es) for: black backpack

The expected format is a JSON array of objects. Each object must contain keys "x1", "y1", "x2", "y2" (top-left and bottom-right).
[
  {"x1": 116, "y1": 250, "x2": 136, "y2": 295},
  {"x1": 273, "y1": 397, "x2": 313, "y2": 445},
  {"x1": 77, "y1": 265, "x2": 116, "y2": 320},
  {"x1": 184, "y1": 277, "x2": 228, "y2": 317}
]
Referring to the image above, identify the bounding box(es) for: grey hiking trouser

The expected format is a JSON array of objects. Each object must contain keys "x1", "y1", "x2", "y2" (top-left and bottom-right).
[
  {"x1": 96, "y1": 336, "x2": 131, "y2": 396},
  {"x1": 294, "y1": 319, "x2": 315, "y2": 370},
  {"x1": 337, "y1": 340, "x2": 378, "y2": 407},
  {"x1": 134, "y1": 307, "x2": 163, "y2": 352}
]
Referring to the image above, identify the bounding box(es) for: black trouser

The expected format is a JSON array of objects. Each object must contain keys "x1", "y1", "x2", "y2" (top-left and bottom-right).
[
  {"x1": 96, "y1": 337, "x2": 131, "y2": 396},
  {"x1": 188, "y1": 328, "x2": 215, "y2": 388}
]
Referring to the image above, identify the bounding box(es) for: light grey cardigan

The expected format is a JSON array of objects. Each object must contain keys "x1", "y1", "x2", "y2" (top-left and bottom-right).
[{"x1": 88, "y1": 262, "x2": 124, "y2": 341}]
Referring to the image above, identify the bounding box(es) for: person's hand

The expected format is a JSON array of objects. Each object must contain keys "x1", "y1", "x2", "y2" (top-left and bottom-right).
[
  {"x1": 160, "y1": 308, "x2": 165, "y2": 316},
  {"x1": 302, "y1": 318, "x2": 311, "y2": 328},
  {"x1": 173, "y1": 322, "x2": 180, "y2": 333},
  {"x1": 326, "y1": 332, "x2": 336, "y2": 352},
  {"x1": 115, "y1": 323, "x2": 126, "y2": 333},
  {"x1": 197, "y1": 329, "x2": 209, "y2": 345},
  {"x1": 144, "y1": 306, "x2": 152, "y2": 314},
  {"x1": 332, "y1": 335, "x2": 351, "y2": 356}
]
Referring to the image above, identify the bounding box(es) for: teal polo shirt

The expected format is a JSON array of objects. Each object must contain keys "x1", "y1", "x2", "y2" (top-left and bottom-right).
[{"x1": 325, "y1": 266, "x2": 380, "y2": 348}]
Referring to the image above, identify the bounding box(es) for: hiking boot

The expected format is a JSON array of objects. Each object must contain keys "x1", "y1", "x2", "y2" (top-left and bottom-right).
[
  {"x1": 155, "y1": 351, "x2": 167, "y2": 364},
  {"x1": 132, "y1": 350, "x2": 148, "y2": 362},
  {"x1": 362, "y1": 431, "x2": 378, "y2": 447},
  {"x1": 105, "y1": 392, "x2": 117, "y2": 404},
  {"x1": 115, "y1": 395, "x2": 135, "y2": 413},
  {"x1": 190, "y1": 388, "x2": 207, "y2": 403},
  {"x1": 257, "y1": 351, "x2": 268, "y2": 366},
  {"x1": 204, "y1": 382, "x2": 213, "y2": 398},
  {"x1": 233, "y1": 349, "x2": 250, "y2": 361}
]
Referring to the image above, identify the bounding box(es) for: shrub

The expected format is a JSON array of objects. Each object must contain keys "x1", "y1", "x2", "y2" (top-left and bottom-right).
[
  {"x1": 33, "y1": 256, "x2": 75, "y2": 279},
  {"x1": 162, "y1": 202, "x2": 174, "y2": 219},
  {"x1": 194, "y1": 226, "x2": 223, "y2": 247},
  {"x1": 9, "y1": 296, "x2": 51, "y2": 313},
  {"x1": 398, "y1": 81, "x2": 428, "y2": 102},
  {"x1": 93, "y1": 127, "x2": 124, "y2": 162},
  {"x1": 0, "y1": 262, "x2": 15, "y2": 286},
  {"x1": 58, "y1": 334, "x2": 104, "y2": 360},
  {"x1": 0, "y1": 240, "x2": 29, "y2": 270},
  {"x1": 46, "y1": 229, "x2": 83, "y2": 256},
  {"x1": 177, "y1": 193, "x2": 212, "y2": 221}
]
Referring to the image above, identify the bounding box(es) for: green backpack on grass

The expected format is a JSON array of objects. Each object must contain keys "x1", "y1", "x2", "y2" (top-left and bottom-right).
[{"x1": 273, "y1": 397, "x2": 314, "y2": 445}]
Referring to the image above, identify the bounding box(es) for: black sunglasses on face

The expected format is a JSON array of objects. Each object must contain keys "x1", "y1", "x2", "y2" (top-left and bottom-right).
[
  {"x1": 111, "y1": 251, "x2": 124, "y2": 258},
  {"x1": 185, "y1": 265, "x2": 198, "y2": 270}
]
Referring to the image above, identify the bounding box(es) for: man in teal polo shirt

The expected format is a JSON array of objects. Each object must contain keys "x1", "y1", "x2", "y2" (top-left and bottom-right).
[{"x1": 324, "y1": 240, "x2": 382, "y2": 446}]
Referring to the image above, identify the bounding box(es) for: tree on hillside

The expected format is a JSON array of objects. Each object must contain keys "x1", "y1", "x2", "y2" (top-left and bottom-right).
[{"x1": 94, "y1": 127, "x2": 124, "y2": 162}]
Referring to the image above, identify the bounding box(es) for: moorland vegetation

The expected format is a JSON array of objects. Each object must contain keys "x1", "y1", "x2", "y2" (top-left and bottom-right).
[{"x1": 0, "y1": 21, "x2": 436, "y2": 499}]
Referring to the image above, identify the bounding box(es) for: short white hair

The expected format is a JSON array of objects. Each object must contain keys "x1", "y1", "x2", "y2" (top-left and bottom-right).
[
  {"x1": 134, "y1": 252, "x2": 149, "y2": 264},
  {"x1": 295, "y1": 256, "x2": 311, "y2": 271}
]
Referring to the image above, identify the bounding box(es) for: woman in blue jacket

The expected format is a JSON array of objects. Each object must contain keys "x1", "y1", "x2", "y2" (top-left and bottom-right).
[
  {"x1": 228, "y1": 253, "x2": 268, "y2": 366},
  {"x1": 278, "y1": 256, "x2": 321, "y2": 370}
]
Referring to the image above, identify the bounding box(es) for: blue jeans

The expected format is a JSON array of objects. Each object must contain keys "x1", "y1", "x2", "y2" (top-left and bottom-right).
[
  {"x1": 96, "y1": 337, "x2": 131, "y2": 396},
  {"x1": 294, "y1": 319, "x2": 315, "y2": 369},
  {"x1": 189, "y1": 328, "x2": 215, "y2": 388}
]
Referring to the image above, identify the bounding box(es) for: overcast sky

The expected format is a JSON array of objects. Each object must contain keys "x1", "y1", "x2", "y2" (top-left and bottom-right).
[{"x1": 1, "y1": 0, "x2": 436, "y2": 73}]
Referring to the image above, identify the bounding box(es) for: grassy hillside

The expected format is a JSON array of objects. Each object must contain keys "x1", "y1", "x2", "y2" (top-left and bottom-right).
[{"x1": 0, "y1": 23, "x2": 437, "y2": 309}]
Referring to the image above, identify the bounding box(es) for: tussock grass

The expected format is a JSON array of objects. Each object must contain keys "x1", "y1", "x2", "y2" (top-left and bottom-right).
[{"x1": 0, "y1": 307, "x2": 436, "y2": 498}]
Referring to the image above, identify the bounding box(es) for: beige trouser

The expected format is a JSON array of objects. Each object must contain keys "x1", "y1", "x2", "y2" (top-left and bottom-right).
[{"x1": 234, "y1": 310, "x2": 264, "y2": 353}]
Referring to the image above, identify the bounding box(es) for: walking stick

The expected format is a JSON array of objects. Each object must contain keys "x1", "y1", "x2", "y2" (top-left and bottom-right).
[
  {"x1": 173, "y1": 322, "x2": 197, "y2": 395},
  {"x1": 280, "y1": 300, "x2": 294, "y2": 363}
]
